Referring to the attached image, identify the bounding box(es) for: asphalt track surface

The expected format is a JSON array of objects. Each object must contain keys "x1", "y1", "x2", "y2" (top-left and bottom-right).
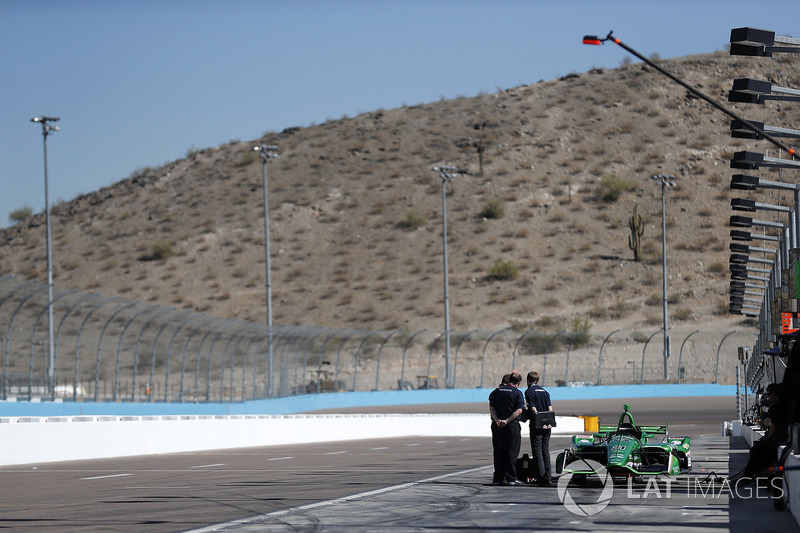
[{"x1": 0, "y1": 396, "x2": 795, "y2": 532}]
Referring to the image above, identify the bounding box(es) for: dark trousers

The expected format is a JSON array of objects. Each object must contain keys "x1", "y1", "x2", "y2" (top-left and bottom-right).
[
  {"x1": 530, "y1": 427, "x2": 552, "y2": 481},
  {"x1": 491, "y1": 421, "x2": 521, "y2": 483}
]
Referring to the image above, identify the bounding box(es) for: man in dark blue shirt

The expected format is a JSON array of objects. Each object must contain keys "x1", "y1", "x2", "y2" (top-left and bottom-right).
[
  {"x1": 488, "y1": 372, "x2": 525, "y2": 485},
  {"x1": 524, "y1": 371, "x2": 553, "y2": 485}
]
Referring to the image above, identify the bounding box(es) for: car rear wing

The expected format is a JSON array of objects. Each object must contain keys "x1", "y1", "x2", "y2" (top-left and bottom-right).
[{"x1": 596, "y1": 423, "x2": 669, "y2": 439}]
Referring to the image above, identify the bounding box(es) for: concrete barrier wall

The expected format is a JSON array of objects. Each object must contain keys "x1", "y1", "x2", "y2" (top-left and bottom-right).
[
  {"x1": 0, "y1": 384, "x2": 736, "y2": 467},
  {"x1": 0, "y1": 413, "x2": 586, "y2": 466}
]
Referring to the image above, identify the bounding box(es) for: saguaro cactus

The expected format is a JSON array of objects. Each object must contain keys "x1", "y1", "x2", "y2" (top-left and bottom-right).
[{"x1": 628, "y1": 204, "x2": 644, "y2": 262}]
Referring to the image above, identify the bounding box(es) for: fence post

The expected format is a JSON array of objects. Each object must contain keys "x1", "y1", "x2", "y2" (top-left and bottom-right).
[
  {"x1": 4, "y1": 283, "x2": 50, "y2": 400},
  {"x1": 111, "y1": 304, "x2": 158, "y2": 401},
  {"x1": 715, "y1": 331, "x2": 737, "y2": 384},
  {"x1": 332, "y1": 330, "x2": 362, "y2": 394},
  {"x1": 597, "y1": 329, "x2": 620, "y2": 386},
  {"x1": 164, "y1": 313, "x2": 206, "y2": 403},
  {"x1": 542, "y1": 330, "x2": 566, "y2": 387},
  {"x1": 29, "y1": 288, "x2": 78, "y2": 400},
  {"x1": 676, "y1": 330, "x2": 699, "y2": 384},
  {"x1": 640, "y1": 330, "x2": 660, "y2": 385},
  {"x1": 512, "y1": 329, "x2": 536, "y2": 373},
  {"x1": 243, "y1": 333, "x2": 268, "y2": 400},
  {"x1": 480, "y1": 328, "x2": 509, "y2": 388},
  {"x1": 317, "y1": 328, "x2": 345, "y2": 394},
  {"x1": 353, "y1": 330, "x2": 382, "y2": 392},
  {"x1": 217, "y1": 322, "x2": 250, "y2": 402},
  {"x1": 131, "y1": 307, "x2": 177, "y2": 402},
  {"x1": 374, "y1": 329, "x2": 402, "y2": 392},
  {"x1": 150, "y1": 310, "x2": 192, "y2": 403},
  {"x1": 54, "y1": 293, "x2": 100, "y2": 400},
  {"x1": 178, "y1": 316, "x2": 223, "y2": 402},
  {"x1": 452, "y1": 329, "x2": 477, "y2": 389},
  {"x1": 427, "y1": 332, "x2": 446, "y2": 384},
  {"x1": 400, "y1": 329, "x2": 427, "y2": 390},
  {"x1": 73, "y1": 296, "x2": 120, "y2": 402},
  {"x1": 94, "y1": 300, "x2": 140, "y2": 401},
  {"x1": 205, "y1": 320, "x2": 241, "y2": 402}
]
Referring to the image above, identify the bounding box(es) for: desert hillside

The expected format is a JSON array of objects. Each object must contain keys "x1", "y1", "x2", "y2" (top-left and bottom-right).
[{"x1": 3, "y1": 50, "x2": 798, "y2": 342}]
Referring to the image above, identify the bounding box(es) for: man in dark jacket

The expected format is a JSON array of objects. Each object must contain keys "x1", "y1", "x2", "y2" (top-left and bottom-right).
[
  {"x1": 489, "y1": 372, "x2": 525, "y2": 485},
  {"x1": 524, "y1": 371, "x2": 553, "y2": 485}
]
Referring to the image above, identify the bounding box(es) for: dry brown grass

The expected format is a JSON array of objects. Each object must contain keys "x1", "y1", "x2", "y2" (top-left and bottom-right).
[{"x1": 1, "y1": 51, "x2": 796, "y2": 336}]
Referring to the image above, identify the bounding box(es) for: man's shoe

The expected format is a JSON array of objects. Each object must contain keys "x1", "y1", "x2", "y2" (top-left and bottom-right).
[{"x1": 505, "y1": 480, "x2": 524, "y2": 486}]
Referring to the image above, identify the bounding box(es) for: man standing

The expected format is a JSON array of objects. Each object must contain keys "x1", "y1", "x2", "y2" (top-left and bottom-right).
[
  {"x1": 524, "y1": 371, "x2": 553, "y2": 485},
  {"x1": 488, "y1": 372, "x2": 525, "y2": 485}
]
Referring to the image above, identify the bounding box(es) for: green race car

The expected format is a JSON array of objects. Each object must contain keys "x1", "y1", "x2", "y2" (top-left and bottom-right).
[{"x1": 556, "y1": 404, "x2": 691, "y2": 479}]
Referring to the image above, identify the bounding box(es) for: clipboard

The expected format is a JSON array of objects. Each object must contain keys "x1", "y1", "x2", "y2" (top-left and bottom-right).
[{"x1": 533, "y1": 411, "x2": 556, "y2": 428}]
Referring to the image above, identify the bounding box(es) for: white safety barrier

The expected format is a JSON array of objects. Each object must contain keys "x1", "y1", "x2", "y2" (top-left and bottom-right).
[{"x1": 0, "y1": 414, "x2": 586, "y2": 466}]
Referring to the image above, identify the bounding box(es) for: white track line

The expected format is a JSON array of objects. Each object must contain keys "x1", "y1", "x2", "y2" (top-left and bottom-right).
[
  {"x1": 185, "y1": 464, "x2": 492, "y2": 532},
  {"x1": 81, "y1": 473, "x2": 132, "y2": 480}
]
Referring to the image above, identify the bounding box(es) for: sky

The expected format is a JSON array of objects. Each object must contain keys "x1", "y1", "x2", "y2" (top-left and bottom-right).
[{"x1": 2, "y1": 0, "x2": 797, "y2": 229}]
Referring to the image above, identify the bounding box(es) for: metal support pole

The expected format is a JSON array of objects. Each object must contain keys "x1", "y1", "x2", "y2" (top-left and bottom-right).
[
  {"x1": 653, "y1": 174, "x2": 675, "y2": 380},
  {"x1": 31, "y1": 116, "x2": 59, "y2": 396},
  {"x1": 435, "y1": 166, "x2": 459, "y2": 389},
  {"x1": 256, "y1": 144, "x2": 279, "y2": 396}
]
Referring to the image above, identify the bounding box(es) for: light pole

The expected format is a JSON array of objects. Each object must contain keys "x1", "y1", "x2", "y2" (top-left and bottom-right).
[
  {"x1": 255, "y1": 144, "x2": 279, "y2": 396},
  {"x1": 652, "y1": 173, "x2": 674, "y2": 380},
  {"x1": 433, "y1": 165, "x2": 459, "y2": 389},
  {"x1": 31, "y1": 116, "x2": 59, "y2": 395}
]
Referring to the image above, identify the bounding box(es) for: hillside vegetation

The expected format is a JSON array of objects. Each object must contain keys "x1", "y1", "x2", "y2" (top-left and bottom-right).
[{"x1": 3, "y1": 50, "x2": 799, "y2": 338}]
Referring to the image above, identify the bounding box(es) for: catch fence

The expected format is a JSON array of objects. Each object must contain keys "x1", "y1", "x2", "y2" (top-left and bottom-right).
[{"x1": 0, "y1": 276, "x2": 754, "y2": 402}]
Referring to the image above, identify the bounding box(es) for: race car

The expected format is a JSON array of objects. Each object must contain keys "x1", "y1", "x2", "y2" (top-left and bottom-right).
[{"x1": 556, "y1": 403, "x2": 691, "y2": 479}]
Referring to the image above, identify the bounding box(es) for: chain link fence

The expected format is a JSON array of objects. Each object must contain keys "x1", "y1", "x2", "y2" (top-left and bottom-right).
[{"x1": 0, "y1": 276, "x2": 753, "y2": 402}]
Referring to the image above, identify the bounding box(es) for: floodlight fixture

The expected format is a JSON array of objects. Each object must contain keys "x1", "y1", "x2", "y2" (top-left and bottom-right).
[
  {"x1": 731, "y1": 120, "x2": 800, "y2": 140},
  {"x1": 730, "y1": 229, "x2": 780, "y2": 243},
  {"x1": 730, "y1": 263, "x2": 771, "y2": 275},
  {"x1": 731, "y1": 151, "x2": 800, "y2": 171},
  {"x1": 730, "y1": 253, "x2": 774, "y2": 267},
  {"x1": 730, "y1": 174, "x2": 800, "y2": 193},
  {"x1": 731, "y1": 197, "x2": 793, "y2": 215},
  {"x1": 728, "y1": 78, "x2": 800, "y2": 105},
  {"x1": 730, "y1": 242, "x2": 777, "y2": 255},
  {"x1": 729, "y1": 215, "x2": 786, "y2": 230},
  {"x1": 729, "y1": 27, "x2": 800, "y2": 57}
]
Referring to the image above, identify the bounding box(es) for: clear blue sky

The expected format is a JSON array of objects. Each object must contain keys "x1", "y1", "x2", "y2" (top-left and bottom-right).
[{"x1": 2, "y1": 1, "x2": 795, "y2": 228}]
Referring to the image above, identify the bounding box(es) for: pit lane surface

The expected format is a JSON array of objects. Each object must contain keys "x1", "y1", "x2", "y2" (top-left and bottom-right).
[{"x1": 0, "y1": 396, "x2": 776, "y2": 532}]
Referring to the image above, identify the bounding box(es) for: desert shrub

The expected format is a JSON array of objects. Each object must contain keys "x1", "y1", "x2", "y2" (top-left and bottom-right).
[
  {"x1": 570, "y1": 317, "x2": 592, "y2": 348},
  {"x1": 9, "y1": 205, "x2": 33, "y2": 223},
  {"x1": 479, "y1": 198, "x2": 505, "y2": 219},
  {"x1": 143, "y1": 240, "x2": 175, "y2": 261},
  {"x1": 235, "y1": 151, "x2": 256, "y2": 167},
  {"x1": 597, "y1": 175, "x2": 633, "y2": 202},
  {"x1": 486, "y1": 259, "x2": 520, "y2": 281},
  {"x1": 397, "y1": 209, "x2": 426, "y2": 229}
]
